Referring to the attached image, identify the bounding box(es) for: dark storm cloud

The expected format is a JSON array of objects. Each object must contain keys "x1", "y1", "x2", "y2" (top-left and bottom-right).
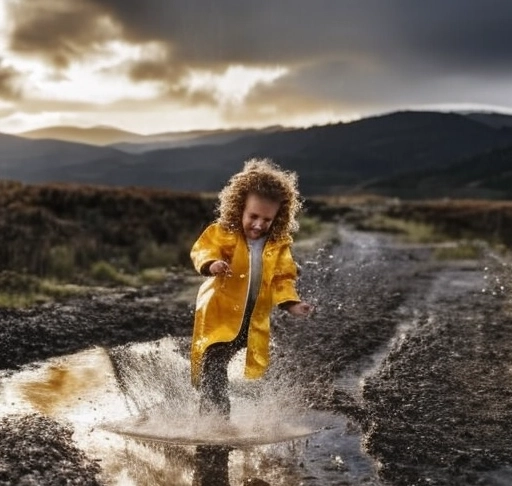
[
  {"x1": 384, "y1": 0, "x2": 512, "y2": 74},
  {"x1": 84, "y1": 0, "x2": 512, "y2": 71},
  {"x1": 8, "y1": 0, "x2": 118, "y2": 69},
  {"x1": 85, "y1": 0, "x2": 388, "y2": 65},
  {"x1": 0, "y1": 60, "x2": 22, "y2": 100},
  {"x1": 7, "y1": 0, "x2": 512, "y2": 102}
]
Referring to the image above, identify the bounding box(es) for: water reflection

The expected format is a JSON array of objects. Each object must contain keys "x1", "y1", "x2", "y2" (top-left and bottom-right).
[
  {"x1": 193, "y1": 446, "x2": 273, "y2": 486},
  {"x1": 193, "y1": 446, "x2": 230, "y2": 486},
  {"x1": 114, "y1": 440, "x2": 275, "y2": 486},
  {"x1": 0, "y1": 342, "x2": 317, "y2": 485},
  {"x1": 0, "y1": 334, "x2": 383, "y2": 485}
]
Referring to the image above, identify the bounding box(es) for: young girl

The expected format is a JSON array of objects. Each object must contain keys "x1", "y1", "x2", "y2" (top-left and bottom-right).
[{"x1": 190, "y1": 158, "x2": 313, "y2": 417}]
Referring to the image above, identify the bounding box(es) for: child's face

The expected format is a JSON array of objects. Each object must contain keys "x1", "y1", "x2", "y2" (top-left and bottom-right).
[{"x1": 242, "y1": 193, "x2": 280, "y2": 240}]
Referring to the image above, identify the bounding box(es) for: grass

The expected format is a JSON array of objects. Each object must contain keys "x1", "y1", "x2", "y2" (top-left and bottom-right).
[
  {"x1": 433, "y1": 241, "x2": 484, "y2": 260},
  {"x1": 2, "y1": 189, "x2": 511, "y2": 308},
  {"x1": 294, "y1": 219, "x2": 339, "y2": 252},
  {"x1": 0, "y1": 265, "x2": 174, "y2": 308},
  {"x1": 39, "y1": 280, "x2": 91, "y2": 299},
  {"x1": 297, "y1": 215, "x2": 323, "y2": 239},
  {"x1": 139, "y1": 268, "x2": 169, "y2": 285},
  {"x1": 354, "y1": 214, "x2": 444, "y2": 243},
  {"x1": 0, "y1": 293, "x2": 50, "y2": 308},
  {"x1": 90, "y1": 261, "x2": 137, "y2": 287},
  {"x1": 0, "y1": 278, "x2": 89, "y2": 308}
]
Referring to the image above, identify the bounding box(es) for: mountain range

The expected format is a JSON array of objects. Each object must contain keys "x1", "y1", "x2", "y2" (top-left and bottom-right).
[{"x1": 2, "y1": 110, "x2": 512, "y2": 199}]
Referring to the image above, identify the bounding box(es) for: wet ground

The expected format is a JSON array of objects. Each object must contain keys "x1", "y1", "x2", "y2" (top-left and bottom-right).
[{"x1": 1, "y1": 224, "x2": 512, "y2": 485}]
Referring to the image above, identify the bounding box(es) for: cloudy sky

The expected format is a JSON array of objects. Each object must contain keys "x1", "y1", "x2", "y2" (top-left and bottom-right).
[{"x1": 1, "y1": 0, "x2": 511, "y2": 134}]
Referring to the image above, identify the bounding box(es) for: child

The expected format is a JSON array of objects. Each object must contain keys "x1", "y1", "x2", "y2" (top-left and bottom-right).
[{"x1": 190, "y1": 158, "x2": 313, "y2": 417}]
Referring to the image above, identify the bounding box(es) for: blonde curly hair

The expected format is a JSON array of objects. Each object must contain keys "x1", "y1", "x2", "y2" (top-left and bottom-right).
[{"x1": 216, "y1": 158, "x2": 303, "y2": 241}]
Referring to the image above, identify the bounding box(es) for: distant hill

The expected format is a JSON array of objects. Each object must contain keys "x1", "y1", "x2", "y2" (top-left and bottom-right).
[
  {"x1": 365, "y1": 144, "x2": 512, "y2": 200},
  {"x1": 3, "y1": 110, "x2": 512, "y2": 198},
  {"x1": 18, "y1": 125, "x2": 144, "y2": 146},
  {"x1": 463, "y1": 112, "x2": 512, "y2": 129},
  {"x1": 18, "y1": 124, "x2": 287, "y2": 151},
  {"x1": 111, "y1": 126, "x2": 288, "y2": 153},
  {"x1": 104, "y1": 110, "x2": 512, "y2": 195},
  {"x1": 0, "y1": 132, "x2": 136, "y2": 182}
]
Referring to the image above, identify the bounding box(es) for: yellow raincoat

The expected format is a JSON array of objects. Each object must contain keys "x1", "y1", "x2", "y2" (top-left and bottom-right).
[{"x1": 190, "y1": 222, "x2": 300, "y2": 387}]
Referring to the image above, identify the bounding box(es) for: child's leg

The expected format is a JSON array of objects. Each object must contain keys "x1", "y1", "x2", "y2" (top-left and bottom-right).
[
  {"x1": 199, "y1": 314, "x2": 251, "y2": 418},
  {"x1": 199, "y1": 343, "x2": 232, "y2": 417}
]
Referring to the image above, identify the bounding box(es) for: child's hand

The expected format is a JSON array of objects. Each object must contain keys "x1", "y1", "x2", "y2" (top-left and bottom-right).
[
  {"x1": 287, "y1": 302, "x2": 314, "y2": 317},
  {"x1": 209, "y1": 260, "x2": 232, "y2": 276}
]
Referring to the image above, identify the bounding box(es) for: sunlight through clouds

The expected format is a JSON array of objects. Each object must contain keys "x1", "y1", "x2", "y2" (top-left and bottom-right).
[
  {"x1": 0, "y1": 2, "x2": 9, "y2": 50},
  {"x1": 184, "y1": 65, "x2": 288, "y2": 106},
  {"x1": 1, "y1": 1, "x2": 512, "y2": 133},
  {"x1": 10, "y1": 41, "x2": 165, "y2": 104}
]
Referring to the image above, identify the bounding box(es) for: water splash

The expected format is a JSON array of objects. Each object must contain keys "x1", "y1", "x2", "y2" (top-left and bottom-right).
[
  {"x1": 106, "y1": 337, "x2": 195, "y2": 418},
  {"x1": 1, "y1": 337, "x2": 322, "y2": 485},
  {"x1": 104, "y1": 338, "x2": 317, "y2": 446},
  {"x1": 299, "y1": 227, "x2": 389, "y2": 319},
  {"x1": 482, "y1": 250, "x2": 511, "y2": 298}
]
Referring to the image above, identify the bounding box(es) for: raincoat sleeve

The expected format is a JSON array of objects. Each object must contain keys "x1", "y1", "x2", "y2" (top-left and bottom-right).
[
  {"x1": 190, "y1": 223, "x2": 236, "y2": 275},
  {"x1": 271, "y1": 243, "x2": 301, "y2": 307}
]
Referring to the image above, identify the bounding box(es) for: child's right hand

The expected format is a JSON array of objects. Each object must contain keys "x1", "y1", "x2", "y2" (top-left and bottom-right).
[{"x1": 209, "y1": 260, "x2": 232, "y2": 276}]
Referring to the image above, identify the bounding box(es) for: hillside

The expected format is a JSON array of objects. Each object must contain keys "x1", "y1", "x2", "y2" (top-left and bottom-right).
[
  {"x1": 2, "y1": 110, "x2": 512, "y2": 198},
  {"x1": 366, "y1": 144, "x2": 512, "y2": 199},
  {"x1": 111, "y1": 126, "x2": 287, "y2": 153},
  {"x1": 0, "y1": 132, "x2": 136, "y2": 182},
  {"x1": 464, "y1": 112, "x2": 512, "y2": 129},
  {"x1": 0, "y1": 179, "x2": 511, "y2": 309},
  {"x1": 0, "y1": 181, "x2": 214, "y2": 279},
  {"x1": 19, "y1": 125, "x2": 287, "y2": 151},
  {"x1": 108, "y1": 111, "x2": 512, "y2": 195},
  {"x1": 19, "y1": 126, "x2": 143, "y2": 146}
]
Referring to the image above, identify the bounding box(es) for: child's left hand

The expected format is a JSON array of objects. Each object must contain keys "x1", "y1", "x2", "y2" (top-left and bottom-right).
[{"x1": 287, "y1": 302, "x2": 314, "y2": 317}]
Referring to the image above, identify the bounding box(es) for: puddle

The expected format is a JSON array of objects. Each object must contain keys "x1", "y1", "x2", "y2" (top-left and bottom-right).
[
  {"x1": 0, "y1": 338, "x2": 382, "y2": 485},
  {"x1": 478, "y1": 466, "x2": 512, "y2": 486}
]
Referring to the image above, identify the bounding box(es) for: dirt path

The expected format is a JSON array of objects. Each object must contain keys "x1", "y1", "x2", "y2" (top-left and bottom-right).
[
  {"x1": 274, "y1": 226, "x2": 512, "y2": 485},
  {"x1": 1, "y1": 225, "x2": 511, "y2": 485}
]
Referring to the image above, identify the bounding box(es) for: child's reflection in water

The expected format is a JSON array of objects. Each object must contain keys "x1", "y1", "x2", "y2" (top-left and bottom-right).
[{"x1": 192, "y1": 445, "x2": 271, "y2": 486}]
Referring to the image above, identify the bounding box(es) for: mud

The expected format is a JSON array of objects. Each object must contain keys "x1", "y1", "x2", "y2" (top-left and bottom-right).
[{"x1": 1, "y1": 225, "x2": 511, "y2": 485}]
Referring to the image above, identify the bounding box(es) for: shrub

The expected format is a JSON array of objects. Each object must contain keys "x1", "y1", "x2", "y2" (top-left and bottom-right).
[
  {"x1": 433, "y1": 241, "x2": 483, "y2": 260},
  {"x1": 38, "y1": 280, "x2": 88, "y2": 299},
  {"x1": 46, "y1": 245, "x2": 76, "y2": 279},
  {"x1": 139, "y1": 268, "x2": 168, "y2": 285},
  {"x1": 297, "y1": 215, "x2": 322, "y2": 239},
  {"x1": 0, "y1": 271, "x2": 40, "y2": 294},
  {"x1": 137, "y1": 242, "x2": 182, "y2": 269},
  {"x1": 90, "y1": 261, "x2": 135, "y2": 286}
]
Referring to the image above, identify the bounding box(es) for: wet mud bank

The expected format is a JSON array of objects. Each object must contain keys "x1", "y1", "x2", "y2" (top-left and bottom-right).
[
  {"x1": 361, "y1": 265, "x2": 512, "y2": 486},
  {"x1": 272, "y1": 229, "x2": 512, "y2": 485},
  {"x1": 1, "y1": 226, "x2": 511, "y2": 485},
  {"x1": 0, "y1": 275, "x2": 193, "y2": 372}
]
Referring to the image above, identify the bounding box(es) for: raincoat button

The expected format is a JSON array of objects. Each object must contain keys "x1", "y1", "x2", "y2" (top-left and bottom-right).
[
  {"x1": 240, "y1": 274, "x2": 246, "y2": 278},
  {"x1": 234, "y1": 305, "x2": 240, "y2": 311}
]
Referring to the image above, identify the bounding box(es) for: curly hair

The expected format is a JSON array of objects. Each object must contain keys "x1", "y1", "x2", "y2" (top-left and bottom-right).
[{"x1": 216, "y1": 158, "x2": 303, "y2": 241}]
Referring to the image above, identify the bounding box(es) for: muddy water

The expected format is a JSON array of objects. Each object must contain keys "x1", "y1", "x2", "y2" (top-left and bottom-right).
[{"x1": 0, "y1": 339, "x2": 382, "y2": 485}]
